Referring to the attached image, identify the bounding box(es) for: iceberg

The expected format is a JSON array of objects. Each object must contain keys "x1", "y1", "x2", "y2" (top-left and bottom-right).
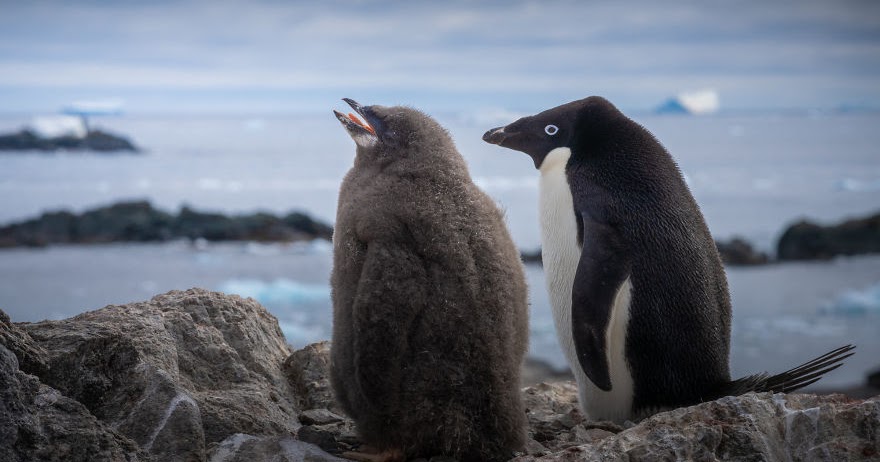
[
  {"x1": 835, "y1": 178, "x2": 880, "y2": 192},
  {"x1": 821, "y1": 283, "x2": 880, "y2": 316},
  {"x1": 61, "y1": 99, "x2": 125, "y2": 116},
  {"x1": 218, "y1": 278, "x2": 330, "y2": 306},
  {"x1": 31, "y1": 115, "x2": 87, "y2": 139},
  {"x1": 655, "y1": 89, "x2": 720, "y2": 115}
]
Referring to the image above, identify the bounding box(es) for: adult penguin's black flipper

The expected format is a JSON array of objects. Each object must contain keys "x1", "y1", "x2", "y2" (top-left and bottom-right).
[{"x1": 571, "y1": 213, "x2": 631, "y2": 392}]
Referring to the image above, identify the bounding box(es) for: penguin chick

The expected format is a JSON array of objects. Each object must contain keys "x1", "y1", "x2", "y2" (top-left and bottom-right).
[
  {"x1": 482, "y1": 96, "x2": 854, "y2": 423},
  {"x1": 331, "y1": 99, "x2": 529, "y2": 461}
]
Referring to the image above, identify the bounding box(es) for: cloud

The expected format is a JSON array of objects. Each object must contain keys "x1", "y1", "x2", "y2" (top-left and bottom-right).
[{"x1": 1, "y1": 0, "x2": 878, "y2": 113}]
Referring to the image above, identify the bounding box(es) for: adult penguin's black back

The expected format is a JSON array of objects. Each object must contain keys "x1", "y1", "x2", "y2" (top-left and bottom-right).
[{"x1": 483, "y1": 96, "x2": 854, "y2": 422}]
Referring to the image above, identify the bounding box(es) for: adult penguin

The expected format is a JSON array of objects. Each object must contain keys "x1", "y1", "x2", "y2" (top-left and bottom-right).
[{"x1": 483, "y1": 96, "x2": 853, "y2": 423}]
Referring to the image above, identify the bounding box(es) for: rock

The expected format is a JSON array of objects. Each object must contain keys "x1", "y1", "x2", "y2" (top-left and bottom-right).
[
  {"x1": 715, "y1": 236, "x2": 770, "y2": 265},
  {"x1": 513, "y1": 390, "x2": 880, "y2": 461},
  {"x1": 524, "y1": 237, "x2": 774, "y2": 267},
  {"x1": 0, "y1": 128, "x2": 138, "y2": 152},
  {"x1": 175, "y1": 207, "x2": 332, "y2": 242},
  {"x1": 208, "y1": 434, "x2": 347, "y2": 462},
  {"x1": 297, "y1": 421, "x2": 358, "y2": 454},
  {"x1": 300, "y1": 409, "x2": 345, "y2": 426},
  {"x1": 0, "y1": 200, "x2": 333, "y2": 248},
  {"x1": 283, "y1": 341, "x2": 336, "y2": 412},
  {"x1": 18, "y1": 288, "x2": 301, "y2": 461},
  {"x1": 0, "y1": 344, "x2": 147, "y2": 462},
  {"x1": 209, "y1": 434, "x2": 346, "y2": 462},
  {"x1": 778, "y1": 212, "x2": 880, "y2": 260},
  {"x1": 4, "y1": 292, "x2": 878, "y2": 461},
  {"x1": 520, "y1": 249, "x2": 543, "y2": 265},
  {"x1": 282, "y1": 343, "x2": 359, "y2": 455},
  {"x1": 81, "y1": 129, "x2": 139, "y2": 152},
  {"x1": 0, "y1": 309, "x2": 49, "y2": 377},
  {"x1": 870, "y1": 368, "x2": 880, "y2": 389}
]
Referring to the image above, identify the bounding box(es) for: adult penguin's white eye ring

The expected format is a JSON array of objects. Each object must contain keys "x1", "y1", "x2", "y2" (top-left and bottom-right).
[{"x1": 545, "y1": 124, "x2": 559, "y2": 135}]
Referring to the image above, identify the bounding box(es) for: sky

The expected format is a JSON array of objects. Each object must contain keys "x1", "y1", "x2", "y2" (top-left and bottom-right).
[{"x1": 1, "y1": 0, "x2": 879, "y2": 115}]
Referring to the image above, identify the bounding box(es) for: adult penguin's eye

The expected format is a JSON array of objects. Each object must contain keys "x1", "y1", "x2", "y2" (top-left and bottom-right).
[{"x1": 545, "y1": 124, "x2": 559, "y2": 136}]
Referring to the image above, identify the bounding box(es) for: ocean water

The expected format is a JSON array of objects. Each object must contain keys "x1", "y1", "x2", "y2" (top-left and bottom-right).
[{"x1": 1, "y1": 111, "x2": 879, "y2": 388}]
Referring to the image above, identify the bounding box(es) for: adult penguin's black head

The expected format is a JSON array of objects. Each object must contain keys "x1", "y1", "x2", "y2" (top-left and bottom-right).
[{"x1": 482, "y1": 96, "x2": 626, "y2": 169}]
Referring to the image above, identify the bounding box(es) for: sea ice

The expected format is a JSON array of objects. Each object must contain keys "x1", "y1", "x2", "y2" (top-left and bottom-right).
[
  {"x1": 30, "y1": 115, "x2": 87, "y2": 139},
  {"x1": 822, "y1": 283, "x2": 880, "y2": 316},
  {"x1": 655, "y1": 89, "x2": 720, "y2": 115},
  {"x1": 218, "y1": 278, "x2": 330, "y2": 306},
  {"x1": 834, "y1": 178, "x2": 880, "y2": 192}
]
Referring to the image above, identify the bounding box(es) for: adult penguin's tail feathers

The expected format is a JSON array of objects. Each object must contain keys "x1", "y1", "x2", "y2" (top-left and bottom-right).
[{"x1": 714, "y1": 344, "x2": 856, "y2": 398}]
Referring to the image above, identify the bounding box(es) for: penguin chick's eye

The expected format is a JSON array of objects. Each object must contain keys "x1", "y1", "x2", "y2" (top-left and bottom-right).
[{"x1": 544, "y1": 124, "x2": 559, "y2": 136}]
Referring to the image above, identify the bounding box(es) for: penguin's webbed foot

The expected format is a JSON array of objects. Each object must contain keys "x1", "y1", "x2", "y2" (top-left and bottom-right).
[{"x1": 341, "y1": 446, "x2": 404, "y2": 462}]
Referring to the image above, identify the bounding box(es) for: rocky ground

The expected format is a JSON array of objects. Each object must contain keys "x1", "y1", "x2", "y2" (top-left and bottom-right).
[{"x1": 2, "y1": 288, "x2": 878, "y2": 461}]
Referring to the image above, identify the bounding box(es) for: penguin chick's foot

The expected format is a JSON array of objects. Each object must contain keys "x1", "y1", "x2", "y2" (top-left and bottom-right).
[{"x1": 341, "y1": 446, "x2": 404, "y2": 462}]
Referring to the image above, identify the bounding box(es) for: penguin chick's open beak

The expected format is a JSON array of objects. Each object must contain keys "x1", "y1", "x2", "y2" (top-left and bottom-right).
[
  {"x1": 482, "y1": 126, "x2": 507, "y2": 145},
  {"x1": 334, "y1": 98, "x2": 379, "y2": 147}
]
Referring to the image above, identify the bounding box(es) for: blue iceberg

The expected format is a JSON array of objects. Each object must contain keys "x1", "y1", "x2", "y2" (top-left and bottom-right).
[
  {"x1": 218, "y1": 278, "x2": 330, "y2": 306},
  {"x1": 821, "y1": 283, "x2": 880, "y2": 316},
  {"x1": 655, "y1": 89, "x2": 720, "y2": 115}
]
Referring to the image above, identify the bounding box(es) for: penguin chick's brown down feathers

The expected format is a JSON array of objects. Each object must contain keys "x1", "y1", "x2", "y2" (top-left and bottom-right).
[{"x1": 330, "y1": 99, "x2": 529, "y2": 461}]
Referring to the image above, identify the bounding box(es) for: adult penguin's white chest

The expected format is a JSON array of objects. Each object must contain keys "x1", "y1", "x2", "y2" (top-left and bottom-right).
[{"x1": 538, "y1": 147, "x2": 635, "y2": 422}]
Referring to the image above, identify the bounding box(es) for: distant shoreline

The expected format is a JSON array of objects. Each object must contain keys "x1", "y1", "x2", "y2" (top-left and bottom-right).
[
  {"x1": 521, "y1": 210, "x2": 880, "y2": 267},
  {"x1": 0, "y1": 128, "x2": 139, "y2": 153},
  {"x1": 0, "y1": 200, "x2": 333, "y2": 248},
  {"x1": 1, "y1": 202, "x2": 877, "y2": 266}
]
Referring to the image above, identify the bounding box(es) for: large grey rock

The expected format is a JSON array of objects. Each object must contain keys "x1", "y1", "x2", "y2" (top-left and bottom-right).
[
  {"x1": 0, "y1": 344, "x2": 147, "y2": 462},
  {"x1": 514, "y1": 389, "x2": 880, "y2": 461},
  {"x1": 19, "y1": 288, "x2": 301, "y2": 461}
]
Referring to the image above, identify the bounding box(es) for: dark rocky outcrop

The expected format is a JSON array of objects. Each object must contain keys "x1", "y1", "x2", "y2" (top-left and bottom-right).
[
  {"x1": 523, "y1": 237, "x2": 772, "y2": 267},
  {"x1": 0, "y1": 128, "x2": 138, "y2": 152},
  {"x1": 778, "y1": 212, "x2": 880, "y2": 261},
  {"x1": 0, "y1": 201, "x2": 334, "y2": 248},
  {"x1": 520, "y1": 249, "x2": 543, "y2": 266},
  {"x1": 523, "y1": 210, "x2": 880, "y2": 267},
  {"x1": 715, "y1": 236, "x2": 770, "y2": 265},
  {"x1": 2, "y1": 290, "x2": 878, "y2": 461}
]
